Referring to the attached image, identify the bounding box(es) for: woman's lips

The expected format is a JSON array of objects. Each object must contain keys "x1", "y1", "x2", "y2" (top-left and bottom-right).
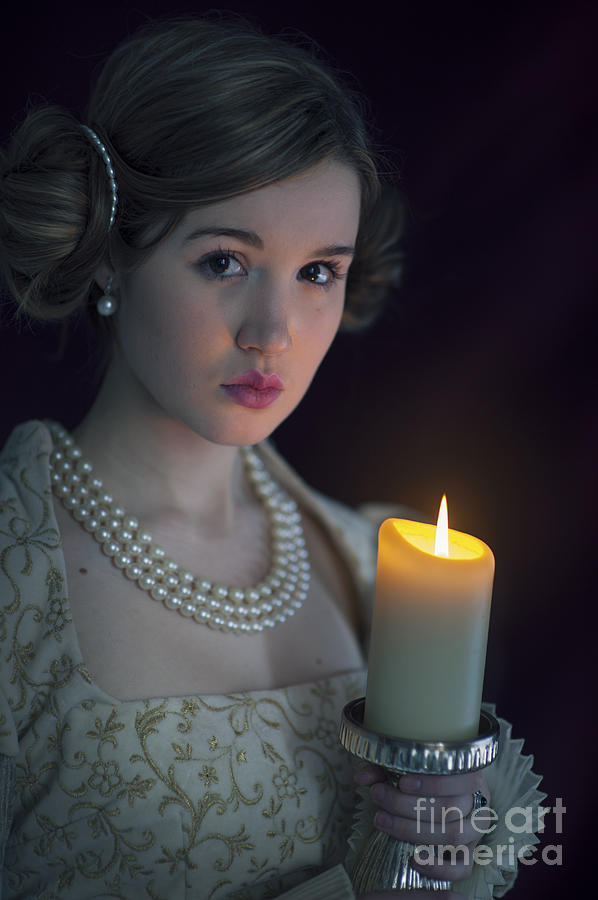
[
  {"x1": 221, "y1": 384, "x2": 281, "y2": 409},
  {"x1": 221, "y1": 369, "x2": 284, "y2": 409}
]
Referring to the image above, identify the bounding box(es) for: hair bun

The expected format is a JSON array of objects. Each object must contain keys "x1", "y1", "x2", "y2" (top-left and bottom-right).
[{"x1": 0, "y1": 106, "x2": 110, "y2": 321}]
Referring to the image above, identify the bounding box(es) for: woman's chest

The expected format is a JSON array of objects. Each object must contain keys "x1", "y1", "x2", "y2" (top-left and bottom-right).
[{"x1": 54, "y1": 501, "x2": 365, "y2": 699}]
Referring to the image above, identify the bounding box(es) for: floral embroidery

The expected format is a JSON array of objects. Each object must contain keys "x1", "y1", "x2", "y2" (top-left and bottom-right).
[
  {"x1": 199, "y1": 764, "x2": 219, "y2": 786},
  {"x1": 0, "y1": 497, "x2": 17, "y2": 516},
  {"x1": 314, "y1": 717, "x2": 338, "y2": 749},
  {"x1": 88, "y1": 760, "x2": 123, "y2": 796},
  {"x1": 182, "y1": 697, "x2": 201, "y2": 717},
  {"x1": 272, "y1": 765, "x2": 305, "y2": 804},
  {"x1": 43, "y1": 584, "x2": 70, "y2": 642}
]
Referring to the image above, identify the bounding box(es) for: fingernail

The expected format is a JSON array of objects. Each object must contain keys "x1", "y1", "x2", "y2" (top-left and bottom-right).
[
  {"x1": 375, "y1": 811, "x2": 393, "y2": 830},
  {"x1": 400, "y1": 775, "x2": 421, "y2": 792},
  {"x1": 353, "y1": 770, "x2": 370, "y2": 784}
]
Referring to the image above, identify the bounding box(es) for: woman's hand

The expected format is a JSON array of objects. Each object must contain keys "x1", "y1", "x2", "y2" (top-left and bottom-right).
[{"x1": 354, "y1": 763, "x2": 492, "y2": 891}]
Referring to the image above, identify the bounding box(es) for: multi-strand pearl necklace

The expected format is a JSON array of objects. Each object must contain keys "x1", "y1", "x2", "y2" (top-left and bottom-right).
[{"x1": 47, "y1": 423, "x2": 310, "y2": 634}]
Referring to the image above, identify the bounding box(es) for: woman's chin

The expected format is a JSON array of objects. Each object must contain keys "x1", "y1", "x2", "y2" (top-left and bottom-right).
[{"x1": 179, "y1": 409, "x2": 291, "y2": 449}]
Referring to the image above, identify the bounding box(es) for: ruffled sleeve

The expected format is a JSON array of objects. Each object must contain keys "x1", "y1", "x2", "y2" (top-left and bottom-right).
[
  {"x1": 458, "y1": 703, "x2": 546, "y2": 898},
  {"x1": 344, "y1": 705, "x2": 545, "y2": 899}
]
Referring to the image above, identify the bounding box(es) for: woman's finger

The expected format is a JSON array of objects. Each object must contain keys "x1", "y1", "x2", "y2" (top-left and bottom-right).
[
  {"x1": 410, "y1": 840, "x2": 478, "y2": 882},
  {"x1": 371, "y1": 781, "x2": 468, "y2": 820},
  {"x1": 354, "y1": 763, "x2": 386, "y2": 786},
  {"x1": 373, "y1": 804, "x2": 483, "y2": 846},
  {"x1": 398, "y1": 771, "x2": 490, "y2": 803},
  {"x1": 371, "y1": 783, "x2": 495, "y2": 840}
]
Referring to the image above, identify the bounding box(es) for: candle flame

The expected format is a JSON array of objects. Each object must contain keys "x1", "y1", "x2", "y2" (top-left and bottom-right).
[{"x1": 434, "y1": 495, "x2": 449, "y2": 557}]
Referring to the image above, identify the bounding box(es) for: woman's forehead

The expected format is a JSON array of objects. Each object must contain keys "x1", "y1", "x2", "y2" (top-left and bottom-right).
[{"x1": 175, "y1": 161, "x2": 361, "y2": 245}]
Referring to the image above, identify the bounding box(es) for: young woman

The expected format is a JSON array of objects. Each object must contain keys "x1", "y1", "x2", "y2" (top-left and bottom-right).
[{"x1": 0, "y1": 17, "x2": 542, "y2": 900}]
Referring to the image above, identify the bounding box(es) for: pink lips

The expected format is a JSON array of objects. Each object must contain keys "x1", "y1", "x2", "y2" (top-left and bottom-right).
[{"x1": 221, "y1": 368, "x2": 284, "y2": 409}]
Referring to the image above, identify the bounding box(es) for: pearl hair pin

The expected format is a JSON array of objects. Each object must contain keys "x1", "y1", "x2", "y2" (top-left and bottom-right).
[
  {"x1": 81, "y1": 125, "x2": 118, "y2": 230},
  {"x1": 47, "y1": 423, "x2": 310, "y2": 634}
]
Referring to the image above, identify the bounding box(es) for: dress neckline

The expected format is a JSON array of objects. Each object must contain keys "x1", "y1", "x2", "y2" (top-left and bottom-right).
[{"x1": 30, "y1": 419, "x2": 368, "y2": 706}]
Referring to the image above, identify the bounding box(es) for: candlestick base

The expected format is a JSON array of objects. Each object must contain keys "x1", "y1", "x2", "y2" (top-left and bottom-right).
[{"x1": 339, "y1": 698, "x2": 499, "y2": 893}]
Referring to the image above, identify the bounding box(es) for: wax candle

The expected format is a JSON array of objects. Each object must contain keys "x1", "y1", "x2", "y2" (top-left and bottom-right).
[{"x1": 364, "y1": 499, "x2": 494, "y2": 741}]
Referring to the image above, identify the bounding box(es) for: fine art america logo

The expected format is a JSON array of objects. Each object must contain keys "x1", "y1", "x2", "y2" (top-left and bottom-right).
[{"x1": 413, "y1": 797, "x2": 565, "y2": 867}]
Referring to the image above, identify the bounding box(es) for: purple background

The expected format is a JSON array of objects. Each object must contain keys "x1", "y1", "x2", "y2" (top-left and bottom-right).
[{"x1": 2, "y1": 2, "x2": 596, "y2": 895}]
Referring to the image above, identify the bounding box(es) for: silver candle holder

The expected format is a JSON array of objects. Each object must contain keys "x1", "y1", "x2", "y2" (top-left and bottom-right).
[{"x1": 339, "y1": 698, "x2": 500, "y2": 893}]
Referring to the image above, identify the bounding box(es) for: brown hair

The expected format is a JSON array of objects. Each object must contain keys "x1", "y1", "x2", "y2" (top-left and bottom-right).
[{"x1": 0, "y1": 16, "x2": 403, "y2": 329}]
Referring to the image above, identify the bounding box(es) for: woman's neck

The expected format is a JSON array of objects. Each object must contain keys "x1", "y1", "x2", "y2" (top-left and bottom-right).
[{"x1": 73, "y1": 355, "x2": 250, "y2": 537}]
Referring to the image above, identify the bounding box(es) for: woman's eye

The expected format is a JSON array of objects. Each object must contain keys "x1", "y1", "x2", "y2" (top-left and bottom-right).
[
  {"x1": 199, "y1": 253, "x2": 245, "y2": 279},
  {"x1": 299, "y1": 262, "x2": 339, "y2": 287}
]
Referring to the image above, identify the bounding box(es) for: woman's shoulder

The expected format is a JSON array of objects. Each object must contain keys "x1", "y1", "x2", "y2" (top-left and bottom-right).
[
  {"x1": 255, "y1": 440, "x2": 375, "y2": 573},
  {"x1": 0, "y1": 418, "x2": 54, "y2": 478},
  {"x1": 255, "y1": 439, "x2": 419, "y2": 601},
  {"x1": 0, "y1": 419, "x2": 62, "y2": 590},
  {"x1": 0, "y1": 419, "x2": 56, "y2": 548}
]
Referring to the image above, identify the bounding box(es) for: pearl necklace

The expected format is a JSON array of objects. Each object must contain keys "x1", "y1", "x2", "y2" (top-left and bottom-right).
[{"x1": 47, "y1": 423, "x2": 310, "y2": 634}]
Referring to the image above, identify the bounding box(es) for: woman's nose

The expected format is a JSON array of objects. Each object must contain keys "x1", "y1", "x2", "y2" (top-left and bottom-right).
[{"x1": 235, "y1": 294, "x2": 292, "y2": 356}]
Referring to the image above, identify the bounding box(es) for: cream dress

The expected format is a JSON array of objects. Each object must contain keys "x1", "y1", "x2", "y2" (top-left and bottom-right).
[{"x1": 0, "y1": 422, "x2": 544, "y2": 900}]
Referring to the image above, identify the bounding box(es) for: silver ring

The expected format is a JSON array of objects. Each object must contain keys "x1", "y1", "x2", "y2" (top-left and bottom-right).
[{"x1": 472, "y1": 790, "x2": 488, "y2": 813}]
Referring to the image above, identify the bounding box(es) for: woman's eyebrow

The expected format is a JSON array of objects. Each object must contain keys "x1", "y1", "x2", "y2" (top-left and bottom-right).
[
  {"x1": 182, "y1": 226, "x2": 355, "y2": 258},
  {"x1": 311, "y1": 243, "x2": 355, "y2": 258},
  {"x1": 183, "y1": 226, "x2": 263, "y2": 248}
]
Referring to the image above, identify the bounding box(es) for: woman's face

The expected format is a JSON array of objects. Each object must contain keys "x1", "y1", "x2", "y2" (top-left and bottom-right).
[{"x1": 109, "y1": 160, "x2": 361, "y2": 446}]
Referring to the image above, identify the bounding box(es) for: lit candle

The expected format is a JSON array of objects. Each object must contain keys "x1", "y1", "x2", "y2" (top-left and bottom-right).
[{"x1": 364, "y1": 498, "x2": 494, "y2": 741}]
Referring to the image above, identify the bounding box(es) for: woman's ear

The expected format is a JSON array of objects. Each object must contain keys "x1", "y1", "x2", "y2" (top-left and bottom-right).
[{"x1": 93, "y1": 262, "x2": 116, "y2": 293}]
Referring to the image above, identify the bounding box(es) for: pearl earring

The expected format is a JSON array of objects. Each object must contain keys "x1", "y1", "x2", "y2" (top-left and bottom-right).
[{"x1": 97, "y1": 277, "x2": 117, "y2": 317}]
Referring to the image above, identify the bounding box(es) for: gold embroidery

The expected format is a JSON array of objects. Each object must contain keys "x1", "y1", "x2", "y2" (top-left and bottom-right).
[{"x1": 199, "y1": 765, "x2": 219, "y2": 786}]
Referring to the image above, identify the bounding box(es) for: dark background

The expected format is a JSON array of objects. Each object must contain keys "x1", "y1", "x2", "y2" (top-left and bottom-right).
[{"x1": 1, "y1": 1, "x2": 596, "y2": 896}]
